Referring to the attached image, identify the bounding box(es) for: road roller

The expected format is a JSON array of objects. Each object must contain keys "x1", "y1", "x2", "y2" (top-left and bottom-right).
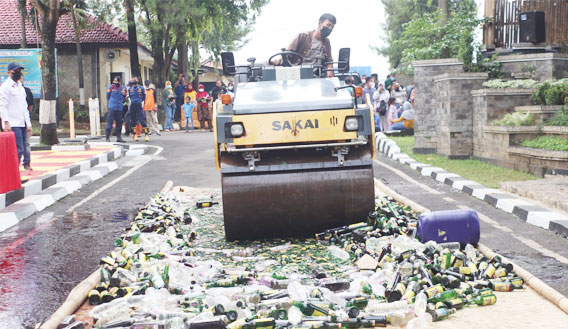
[{"x1": 214, "y1": 49, "x2": 376, "y2": 241}]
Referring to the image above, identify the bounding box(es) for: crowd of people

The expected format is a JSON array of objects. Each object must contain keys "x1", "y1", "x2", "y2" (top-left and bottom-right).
[
  {"x1": 346, "y1": 73, "x2": 415, "y2": 132},
  {"x1": 105, "y1": 74, "x2": 234, "y2": 142}
]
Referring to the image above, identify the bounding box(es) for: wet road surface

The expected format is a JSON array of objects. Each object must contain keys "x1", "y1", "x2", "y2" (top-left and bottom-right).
[
  {"x1": 0, "y1": 132, "x2": 219, "y2": 329},
  {"x1": 1, "y1": 131, "x2": 568, "y2": 328}
]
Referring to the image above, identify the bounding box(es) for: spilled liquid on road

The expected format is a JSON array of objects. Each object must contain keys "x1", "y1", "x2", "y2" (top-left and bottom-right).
[{"x1": 0, "y1": 210, "x2": 134, "y2": 328}]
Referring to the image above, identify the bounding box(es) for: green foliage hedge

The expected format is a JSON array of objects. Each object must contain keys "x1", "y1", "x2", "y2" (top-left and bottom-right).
[
  {"x1": 490, "y1": 112, "x2": 535, "y2": 127},
  {"x1": 522, "y1": 136, "x2": 568, "y2": 151},
  {"x1": 545, "y1": 105, "x2": 568, "y2": 126}
]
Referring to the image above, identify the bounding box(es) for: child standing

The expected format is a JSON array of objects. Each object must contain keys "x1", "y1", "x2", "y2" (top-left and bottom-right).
[{"x1": 182, "y1": 96, "x2": 196, "y2": 132}]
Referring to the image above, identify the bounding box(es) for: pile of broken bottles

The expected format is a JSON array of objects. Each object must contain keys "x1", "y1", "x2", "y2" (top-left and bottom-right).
[{"x1": 68, "y1": 192, "x2": 523, "y2": 329}]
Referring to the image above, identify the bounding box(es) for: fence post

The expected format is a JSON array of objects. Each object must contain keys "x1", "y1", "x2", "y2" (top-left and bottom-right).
[{"x1": 68, "y1": 99, "x2": 75, "y2": 139}]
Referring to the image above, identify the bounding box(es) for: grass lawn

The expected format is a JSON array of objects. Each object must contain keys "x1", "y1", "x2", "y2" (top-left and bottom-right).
[{"x1": 389, "y1": 136, "x2": 539, "y2": 189}]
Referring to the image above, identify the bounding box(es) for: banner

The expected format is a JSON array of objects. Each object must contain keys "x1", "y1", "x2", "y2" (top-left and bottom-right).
[{"x1": 0, "y1": 49, "x2": 43, "y2": 98}]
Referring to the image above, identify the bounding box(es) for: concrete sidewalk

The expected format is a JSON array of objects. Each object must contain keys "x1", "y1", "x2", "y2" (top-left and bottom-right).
[
  {"x1": 0, "y1": 141, "x2": 149, "y2": 232},
  {"x1": 375, "y1": 132, "x2": 568, "y2": 238}
]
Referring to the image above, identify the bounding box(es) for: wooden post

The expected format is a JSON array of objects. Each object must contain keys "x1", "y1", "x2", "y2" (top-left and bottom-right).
[{"x1": 68, "y1": 99, "x2": 75, "y2": 139}]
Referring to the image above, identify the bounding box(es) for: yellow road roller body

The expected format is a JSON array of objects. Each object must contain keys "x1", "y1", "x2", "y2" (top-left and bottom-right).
[{"x1": 215, "y1": 53, "x2": 375, "y2": 240}]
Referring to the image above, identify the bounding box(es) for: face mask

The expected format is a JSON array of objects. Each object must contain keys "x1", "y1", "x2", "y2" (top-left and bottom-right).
[
  {"x1": 228, "y1": 86, "x2": 234, "y2": 91},
  {"x1": 199, "y1": 88, "x2": 204, "y2": 92},
  {"x1": 320, "y1": 26, "x2": 332, "y2": 39},
  {"x1": 370, "y1": 82, "x2": 375, "y2": 89},
  {"x1": 11, "y1": 71, "x2": 22, "y2": 81}
]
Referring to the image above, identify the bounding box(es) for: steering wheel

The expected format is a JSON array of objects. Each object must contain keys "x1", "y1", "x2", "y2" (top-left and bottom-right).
[{"x1": 269, "y1": 51, "x2": 303, "y2": 67}]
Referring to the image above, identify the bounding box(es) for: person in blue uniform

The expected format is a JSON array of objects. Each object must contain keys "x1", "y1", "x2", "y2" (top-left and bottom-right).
[
  {"x1": 127, "y1": 77, "x2": 149, "y2": 142},
  {"x1": 105, "y1": 76, "x2": 127, "y2": 142}
]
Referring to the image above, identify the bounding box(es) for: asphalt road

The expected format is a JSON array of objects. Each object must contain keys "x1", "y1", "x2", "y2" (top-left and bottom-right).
[
  {"x1": 0, "y1": 131, "x2": 566, "y2": 328},
  {"x1": 0, "y1": 132, "x2": 220, "y2": 329}
]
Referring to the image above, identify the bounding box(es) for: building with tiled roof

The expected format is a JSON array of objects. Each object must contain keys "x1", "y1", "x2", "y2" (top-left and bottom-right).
[{"x1": 0, "y1": 0, "x2": 154, "y2": 113}]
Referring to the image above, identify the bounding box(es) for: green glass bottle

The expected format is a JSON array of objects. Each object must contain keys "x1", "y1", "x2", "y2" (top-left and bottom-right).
[
  {"x1": 468, "y1": 294, "x2": 497, "y2": 306},
  {"x1": 427, "y1": 308, "x2": 456, "y2": 322},
  {"x1": 427, "y1": 289, "x2": 458, "y2": 304}
]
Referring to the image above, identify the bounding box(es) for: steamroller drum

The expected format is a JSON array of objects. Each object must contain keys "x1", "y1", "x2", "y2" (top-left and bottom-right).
[{"x1": 222, "y1": 166, "x2": 374, "y2": 241}]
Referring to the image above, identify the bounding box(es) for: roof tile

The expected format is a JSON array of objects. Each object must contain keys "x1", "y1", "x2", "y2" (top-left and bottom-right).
[{"x1": 0, "y1": 0, "x2": 129, "y2": 46}]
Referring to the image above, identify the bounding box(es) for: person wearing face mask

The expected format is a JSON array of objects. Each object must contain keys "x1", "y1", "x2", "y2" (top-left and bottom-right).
[
  {"x1": 105, "y1": 76, "x2": 127, "y2": 142},
  {"x1": 0, "y1": 63, "x2": 32, "y2": 167},
  {"x1": 195, "y1": 84, "x2": 211, "y2": 131},
  {"x1": 361, "y1": 78, "x2": 376, "y2": 105},
  {"x1": 271, "y1": 13, "x2": 336, "y2": 78},
  {"x1": 373, "y1": 82, "x2": 391, "y2": 132},
  {"x1": 227, "y1": 82, "x2": 235, "y2": 98},
  {"x1": 127, "y1": 77, "x2": 149, "y2": 142}
]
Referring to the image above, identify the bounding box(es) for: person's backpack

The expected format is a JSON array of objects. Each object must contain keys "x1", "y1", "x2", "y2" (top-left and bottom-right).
[{"x1": 377, "y1": 100, "x2": 387, "y2": 116}]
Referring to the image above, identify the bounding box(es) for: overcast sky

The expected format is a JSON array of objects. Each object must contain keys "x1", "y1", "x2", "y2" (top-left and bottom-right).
[{"x1": 233, "y1": 0, "x2": 390, "y2": 79}]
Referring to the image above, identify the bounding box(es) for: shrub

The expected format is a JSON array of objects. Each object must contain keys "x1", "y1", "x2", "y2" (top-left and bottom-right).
[
  {"x1": 533, "y1": 82, "x2": 549, "y2": 105},
  {"x1": 545, "y1": 105, "x2": 568, "y2": 126},
  {"x1": 522, "y1": 136, "x2": 568, "y2": 151},
  {"x1": 490, "y1": 111, "x2": 535, "y2": 126},
  {"x1": 483, "y1": 79, "x2": 538, "y2": 89},
  {"x1": 544, "y1": 84, "x2": 567, "y2": 105}
]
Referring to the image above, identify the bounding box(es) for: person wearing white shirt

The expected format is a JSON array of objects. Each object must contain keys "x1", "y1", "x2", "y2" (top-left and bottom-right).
[
  {"x1": 0, "y1": 63, "x2": 32, "y2": 166},
  {"x1": 373, "y1": 82, "x2": 390, "y2": 132}
]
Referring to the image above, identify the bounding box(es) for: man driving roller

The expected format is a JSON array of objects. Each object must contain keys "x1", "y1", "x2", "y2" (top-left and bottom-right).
[{"x1": 271, "y1": 13, "x2": 336, "y2": 77}]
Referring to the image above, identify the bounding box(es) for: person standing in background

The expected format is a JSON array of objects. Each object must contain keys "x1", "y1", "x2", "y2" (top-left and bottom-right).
[
  {"x1": 127, "y1": 77, "x2": 149, "y2": 142},
  {"x1": 162, "y1": 81, "x2": 175, "y2": 132},
  {"x1": 105, "y1": 76, "x2": 127, "y2": 142},
  {"x1": 0, "y1": 63, "x2": 32, "y2": 166},
  {"x1": 143, "y1": 80, "x2": 160, "y2": 136},
  {"x1": 182, "y1": 96, "x2": 196, "y2": 133},
  {"x1": 195, "y1": 84, "x2": 211, "y2": 131},
  {"x1": 174, "y1": 73, "x2": 186, "y2": 122},
  {"x1": 21, "y1": 75, "x2": 34, "y2": 171}
]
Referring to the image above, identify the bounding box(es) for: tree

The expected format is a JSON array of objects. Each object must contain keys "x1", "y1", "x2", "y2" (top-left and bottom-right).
[
  {"x1": 124, "y1": 0, "x2": 141, "y2": 79},
  {"x1": 377, "y1": 0, "x2": 479, "y2": 72},
  {"x1": 18, "y1": 0, "x2": 28, "y2": 48},
  {"x1": 63, "y1": 0, "x2": 90, "y2": 114},
  {"x1": 30, "y1": 0, "x2": 70, "y2": 145},
  {"x1": 376, "y1": 0, "x2": 436, "y2": 69}
]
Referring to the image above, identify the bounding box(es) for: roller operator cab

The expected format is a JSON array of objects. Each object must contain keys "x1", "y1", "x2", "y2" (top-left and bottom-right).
[{"x1": 214, "y1": 49, "x2": 376, "y2": 241}]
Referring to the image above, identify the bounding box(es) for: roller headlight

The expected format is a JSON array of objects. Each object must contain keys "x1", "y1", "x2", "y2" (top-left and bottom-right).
[
  {"x1": 344, "y1": 117, "x2": 359, "y2": 131},
  {"x1": 230, "y1": 123, "x2": 244, "y2": 137}
]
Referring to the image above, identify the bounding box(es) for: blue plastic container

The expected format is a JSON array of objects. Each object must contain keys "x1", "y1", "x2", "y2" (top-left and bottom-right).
[{"x1": 417, "y1": 209, "x2": 480, "y2": 246}]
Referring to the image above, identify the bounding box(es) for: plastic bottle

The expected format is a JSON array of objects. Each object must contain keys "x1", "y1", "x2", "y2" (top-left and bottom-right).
[
  {"x1": 328, "y1": 245, "x2": 350, "y2": 261},
  {"x1": 414, "y1": 292, "x2": 427, "y2": 317},
  {"x1": 288, "y1": 306, "x2": 303, "y2": 325},
  {"x1": 365, "y1": 300, "x2": 409, "y2": 315},
  {"x1": 406, "y1": 313, "x2": 433, "y2": 329}
]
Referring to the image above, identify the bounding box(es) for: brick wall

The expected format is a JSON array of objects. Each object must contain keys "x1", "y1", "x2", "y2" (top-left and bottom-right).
[
  {"x1": 412, "y1": 59, "x2": 464, "y2": 154},
  {"x1": 434, "y1": 73, "x2": 488, "y2": 158},
  {"x1": 471, "y1": 89, "x2": 535, "y2": 158},
  {"x1": 498, "y1": 53, "x2": 568, "y2": 81}
]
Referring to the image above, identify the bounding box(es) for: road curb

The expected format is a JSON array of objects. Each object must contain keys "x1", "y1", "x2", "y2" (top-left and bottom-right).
[
  {"x1": 373, "y1": 176, "x2": 568, "y2": 315},
  {"x1": 375, "y1": 133, "x2": 568, "y2": 239},
  {"x1": 0, "y1": 147, "x2": 121, "y2": 210},
  {"x1": 0, "y1": 162, "x2": 119, "y2": 233}
]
